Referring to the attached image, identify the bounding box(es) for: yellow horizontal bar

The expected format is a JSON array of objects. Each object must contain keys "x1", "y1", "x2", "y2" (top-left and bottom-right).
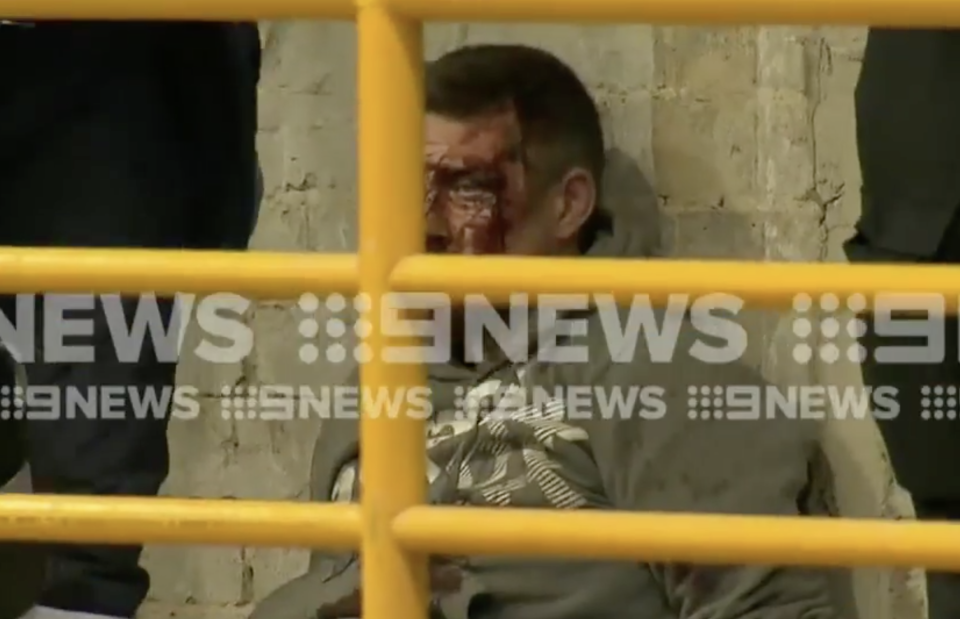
[
  {"x1": 393, "y1": 506, "x2": 960, "y2": 571},
  {"x1": 7, "y1": 0, "x2": 960, "y2": 25},
  {"x1": 0, "y1": 0, "x2": 354, "y2": 20},
  {"x1": 0, "y1": 247, "x2": 357, "y2": 298},
  {"x1": 391, "y1": 255, "x2": 960, "y2": 310},
  {"x1": 5, "y1": 248, "x2": 960, "y2": 311},
  {"x1": 8, "y1": 496, "x2": 960, "y2": 570},
  {"x1": 0, "y1": 494, "x2": 360, "y2": 548},
  {"x1": 395, "y1": 0, "x2": 960, "y2": 25}
]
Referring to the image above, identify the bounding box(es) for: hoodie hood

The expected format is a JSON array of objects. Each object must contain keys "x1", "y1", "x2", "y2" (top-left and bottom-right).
[{"x1": 584, "y1": 200, "x2": 652, "y2": 259}]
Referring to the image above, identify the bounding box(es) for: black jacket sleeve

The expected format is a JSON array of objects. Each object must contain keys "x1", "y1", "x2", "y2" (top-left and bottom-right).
[{"x1": 160, "y1": 22, "x2": 262, "y2": 250}]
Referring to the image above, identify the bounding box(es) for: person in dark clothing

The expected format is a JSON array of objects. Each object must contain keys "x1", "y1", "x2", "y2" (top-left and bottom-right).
[
  {"x1": 251, "y1": 44, "x2": 846, "y2": 619},
  {"x1": 0, "y1": 19, "x2": 262, "y2": 619},
  {"x1": 845, "y1": 28, "x2": 960, "y2": 619}
]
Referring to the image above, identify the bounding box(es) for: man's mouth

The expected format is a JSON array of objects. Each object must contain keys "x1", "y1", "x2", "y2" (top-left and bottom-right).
[{"x1": 426, "y1": 235, "x2": 450, "y2": 254}]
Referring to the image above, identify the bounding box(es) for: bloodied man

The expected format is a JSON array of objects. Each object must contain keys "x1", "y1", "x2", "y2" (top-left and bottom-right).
[{"x1": 252, "y1": 44, "x2": 847, "y2": 619}]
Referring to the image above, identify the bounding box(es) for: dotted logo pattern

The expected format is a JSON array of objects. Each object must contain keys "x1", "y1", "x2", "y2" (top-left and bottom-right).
[
  {"x1": 791, "y1": 293, "x2": 868, "y2": 365},
  {"x1": 920, "y1": 385, "x2": 959, "y2": 421},
  {"x1": 0, "y1": 385, "x2": 24, "y2": 420},
  {"x1": 686, "y1": 385, "x2": 726, "y2": 420},
  {"x1": 219, "y1": 385, "x2": 260, "y2": 420},
  {"x1": 296, "y1": 293, "x2": 373, "y2": 365}
]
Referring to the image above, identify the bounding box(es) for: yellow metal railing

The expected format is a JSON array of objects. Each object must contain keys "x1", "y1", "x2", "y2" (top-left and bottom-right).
[{"x1": 4, "y1": 4, "x2": 960, "y2": 619}]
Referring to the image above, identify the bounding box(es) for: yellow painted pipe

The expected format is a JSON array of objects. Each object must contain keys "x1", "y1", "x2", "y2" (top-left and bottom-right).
[
  {"x1": 391, "y1": 255, "x2": 960, "y2": 310},
  {"x1": 0, "y1": 248, "x2": 957, "y2": 310},
  {"x1": 6, "y1": 495, "x2": 960, "y2": 571},
  {"x1": 397, "y1": 0, "x2": 960, "y2": 25},
  {"x1": 0, "y1": 248, "x2": 357, "y2": 297},
  {"x1": 393, "y1": 506, "x2": 960, "y2": 571},
  {"x1": 0, "y1": 0, "x2": 354, "y2": 20},
  {"x1": 357, "y1": 6, "x2": 429, "y2": 619},
  {"x1": 0, "y1": 494, "x2": 360, "y2": 548},
  {"x1": 6, "y1": 0, "x2": 960, "y2": 25}
]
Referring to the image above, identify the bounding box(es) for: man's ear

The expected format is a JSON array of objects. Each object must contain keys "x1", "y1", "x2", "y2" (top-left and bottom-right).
[{"x1": 553, "y1": 167, "x2": 597, "y2": 244}]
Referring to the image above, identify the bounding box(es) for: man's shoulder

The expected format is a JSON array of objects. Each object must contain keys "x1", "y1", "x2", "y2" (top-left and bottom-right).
[
  {"x1": 572, "y1": 306, "x2": 760, "y2": 384},
  {"x1": 554, "y1": 309, "x2": 819, "y2": 436}
]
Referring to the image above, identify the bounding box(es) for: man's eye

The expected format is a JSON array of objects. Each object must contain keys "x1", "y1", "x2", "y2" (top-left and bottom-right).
[
  {"x1": 456, "y1": 174, "x2": 503, "y2": 192},
  {"x1": 450, "y1": 178, "x2": 482, "y2": 190}
]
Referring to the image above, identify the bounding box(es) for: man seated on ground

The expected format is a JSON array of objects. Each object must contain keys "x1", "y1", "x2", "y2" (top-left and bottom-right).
[{"x1": 253, "y1": 44, "x2": 844, "y2": 619}]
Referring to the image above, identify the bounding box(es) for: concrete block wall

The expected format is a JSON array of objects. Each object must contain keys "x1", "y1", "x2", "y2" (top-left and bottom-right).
[{"x1": 136, "y1": 22, "x2": 911, "y2": 619}]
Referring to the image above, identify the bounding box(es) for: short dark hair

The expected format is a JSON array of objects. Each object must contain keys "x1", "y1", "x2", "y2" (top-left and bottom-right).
[{"x1": 426, "y1": 44, "x2": 605, "y2": 192}]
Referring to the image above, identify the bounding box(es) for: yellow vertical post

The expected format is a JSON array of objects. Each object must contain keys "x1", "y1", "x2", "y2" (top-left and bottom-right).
[{"x1": 357, "y1": 5, "x2": 428, "y2": 619}]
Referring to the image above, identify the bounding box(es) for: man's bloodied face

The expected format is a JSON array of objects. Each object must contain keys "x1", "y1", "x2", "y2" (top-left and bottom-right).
[{"x1": 425, "y1": 108, "x2": 548, "y2": 255}]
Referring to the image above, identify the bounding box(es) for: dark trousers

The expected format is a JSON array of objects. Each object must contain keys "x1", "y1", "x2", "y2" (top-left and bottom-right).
[
  {"x1": 0, "y1": 58, "x2": 190, "y2": 618},
  {"x1": 846, "y1": 213, "x2": 960, "y2": 619}
]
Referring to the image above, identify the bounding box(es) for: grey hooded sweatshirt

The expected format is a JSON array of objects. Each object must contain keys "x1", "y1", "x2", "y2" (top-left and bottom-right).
[{"x1": 252, "y1": 204, "x2": 844, "y2": 619}]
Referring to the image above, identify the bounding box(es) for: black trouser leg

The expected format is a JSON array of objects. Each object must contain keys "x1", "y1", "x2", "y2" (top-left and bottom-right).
[
  {"x1": 24, "y1": 295, "x2": 178, "y2": 617},
  {"x1": 913, "y1": 500, "x2": 960, "y2": 619},
  {"x1": 857, "y1": 312, "x2": 960, "y2": 619},
  {"x1": 846, "y1": 226, "x2": 960, "y2": 619},
  {"x1": 0, "y1": 355, "x2": 45, "y2": 619},
  {"x1": 0, "y1": 295, "x2": 178, "y2": 619},
  {"x1": 0, "y1": 65, "x2": 190, "y2": 617},
  {"x1": 856, "y1": 310, "x2": 960, "y2": 501}
]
